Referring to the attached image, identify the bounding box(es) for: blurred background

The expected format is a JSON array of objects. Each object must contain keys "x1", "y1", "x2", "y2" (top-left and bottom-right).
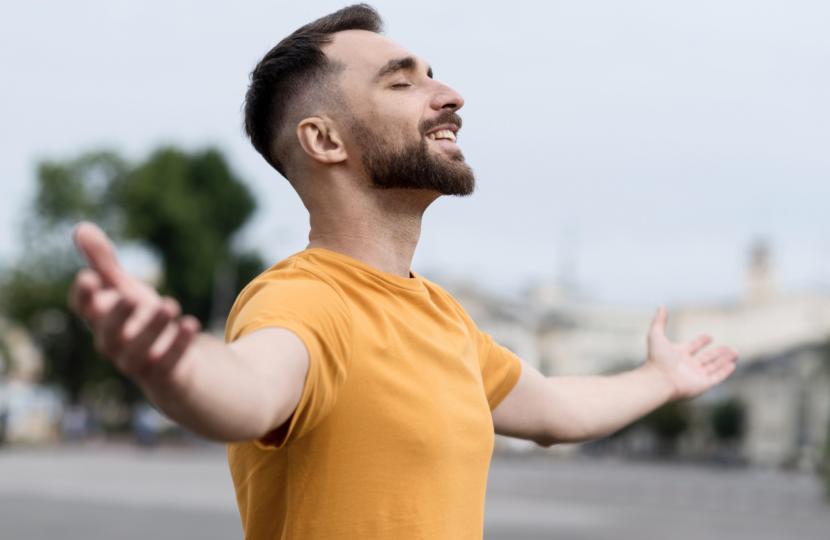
[{"x1": 1, "y1": 1, "x2": 829, "y2": 539}]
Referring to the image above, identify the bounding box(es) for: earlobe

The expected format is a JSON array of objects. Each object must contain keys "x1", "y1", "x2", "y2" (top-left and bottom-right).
[{"x1": 297, "y1": 117, "x2": 347, "y2": 165}]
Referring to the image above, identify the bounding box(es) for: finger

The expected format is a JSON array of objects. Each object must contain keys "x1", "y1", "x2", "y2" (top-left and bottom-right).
[
  {"x1": 697, "y1": 345, "x2": 730, "y2": 365},
  {"x1": 125, "y1": 297, "x2": 181, "y2": 349},
  {"x1": 684, "y1": 334, "x2": 712, "y2": 355},
  {"x1": 708, "y1": 362, "x2": 736, "y2": 386},
  {"x1": 96, "y1": 298, "x2": 137, "y2": 358},
  {"x1": 705, "y1": 347, "x2": 739, "y2": 374},
  {"x1": 119, "y1": 300, "x2": 179, "y2": 373},
  {"x1": 648, "y1": 305, "x2": 668, "y2": 339},
  {"x1": 88, "y1": 288, "x2": 125, "y2": 327},
  {"x1": 68, "y1": 269, "x2": 103, "y2": 316},
  {"x1": 73, "y1": 222, "x2": 129, "y2": 289},
  {"x1": 151, "y1": 316, "x2": 201, "y2": 374},
  {"x1": 700, "y1": 345, "x2": 738, "y2": 367},
  {"x1": 146, "y1": 312, "x2": 199, "y2": 369},
  {"x1": 74, "y1": 222, "x2": 162, "y2": 307},
  {"x1": 181, "y1": 315, "x2": 202, "y2": 335}
]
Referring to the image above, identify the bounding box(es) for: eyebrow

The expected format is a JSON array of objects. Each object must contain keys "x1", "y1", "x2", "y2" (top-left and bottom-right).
[{"x1": 374, "y1": 56, "x2": 433, "y2": 82}]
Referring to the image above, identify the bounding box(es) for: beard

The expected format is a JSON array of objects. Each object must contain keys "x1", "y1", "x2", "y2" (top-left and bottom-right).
[{"x1": 349, "y1": 111, "x2": 476, "y2": 197}]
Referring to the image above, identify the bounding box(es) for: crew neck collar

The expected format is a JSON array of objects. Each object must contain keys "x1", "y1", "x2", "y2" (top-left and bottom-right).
[{"x1": 299, "y1": 248, "x2": 426, "y2": 292}]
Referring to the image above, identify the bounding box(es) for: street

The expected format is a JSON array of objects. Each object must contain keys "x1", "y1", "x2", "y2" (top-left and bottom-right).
[{"x1": 1, "y1": 446, "x2": 828, "y2": 539}]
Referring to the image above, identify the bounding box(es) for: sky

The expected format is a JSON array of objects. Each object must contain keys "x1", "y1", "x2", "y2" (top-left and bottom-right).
[{"x1": 2, "y1": 0, "x2": 829, "y2": 306}]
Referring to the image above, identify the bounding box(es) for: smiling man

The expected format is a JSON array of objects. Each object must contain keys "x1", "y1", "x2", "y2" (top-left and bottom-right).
[{"x1": 69, "y1": 4, "x2": 739, "y2": 540}]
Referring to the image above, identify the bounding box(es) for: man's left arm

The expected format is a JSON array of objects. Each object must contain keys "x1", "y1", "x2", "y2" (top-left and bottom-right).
[{"x1": 491, "y1": 306, "x2": 739, "y2": 446}]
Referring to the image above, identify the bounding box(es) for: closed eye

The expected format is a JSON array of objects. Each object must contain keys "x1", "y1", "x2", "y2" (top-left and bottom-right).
[{"x1": 392, "y1": 83, "x2": 411, "y2": 88}]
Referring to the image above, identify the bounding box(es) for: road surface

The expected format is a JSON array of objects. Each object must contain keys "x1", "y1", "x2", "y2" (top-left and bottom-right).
[{"x1": 0, "y1": 446, "x2": 827, "y2": 539}]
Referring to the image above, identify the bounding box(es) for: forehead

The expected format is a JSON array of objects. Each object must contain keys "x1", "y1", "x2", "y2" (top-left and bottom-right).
[{"x1": 323, "y1": 30, "x2": 424, "y2": 82}]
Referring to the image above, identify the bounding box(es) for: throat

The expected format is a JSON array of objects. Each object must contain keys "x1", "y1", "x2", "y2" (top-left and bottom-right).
[{"x1": 307, "y1": 210, "x2": 424, "y2": 279}]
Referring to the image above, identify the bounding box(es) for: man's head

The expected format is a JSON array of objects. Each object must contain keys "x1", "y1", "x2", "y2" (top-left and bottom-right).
[{"x1": 243, "y1": 4, "x2": 475, "y2": 197}]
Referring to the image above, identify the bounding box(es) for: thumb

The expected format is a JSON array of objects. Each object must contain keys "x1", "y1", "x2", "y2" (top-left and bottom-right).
[
  {"x1": 649, "y1": 305, "x2": 668, "y2": 340},
  {"x1": 73, "y1": 222, "x2": 128, "y2": 289}
]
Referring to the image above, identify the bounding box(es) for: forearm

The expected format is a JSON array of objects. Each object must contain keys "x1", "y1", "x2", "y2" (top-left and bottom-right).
[
  {"x1": 137, "y1": 332, "x2": 302, "y2": 442},
  {"x1": 69, "y1": 224, "x2": 311, "y2": 443},
  {"x1": 494, "y1": 307, "x2": 738, "y2": 447},
  {"x1": 539, "y1": 363, "x2": 674, "y2": 444}
]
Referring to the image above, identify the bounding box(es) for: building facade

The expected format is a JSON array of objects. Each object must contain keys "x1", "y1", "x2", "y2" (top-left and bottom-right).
[{"x1": 437, "y1": 243, "x2": 830, "y2": 467}]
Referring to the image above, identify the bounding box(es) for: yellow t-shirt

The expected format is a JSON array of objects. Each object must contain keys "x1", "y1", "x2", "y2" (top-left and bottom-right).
[{"x1": 225, "y1": 249, "x2": 522, "y2": 540}]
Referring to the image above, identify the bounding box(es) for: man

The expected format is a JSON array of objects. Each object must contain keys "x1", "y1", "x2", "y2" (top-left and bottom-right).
[{"x1": 69, "y1": 4, "x2": 739, "y2": 539}]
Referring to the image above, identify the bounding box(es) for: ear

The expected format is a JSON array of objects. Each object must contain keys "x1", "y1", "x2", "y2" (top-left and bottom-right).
[{"x1": 296, "y1": 117, "x2": 347, "y2": 165}]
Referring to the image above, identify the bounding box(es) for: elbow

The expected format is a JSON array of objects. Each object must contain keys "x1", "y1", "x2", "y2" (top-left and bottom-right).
[
  {"x1": 531, "y1": 430, "x2": 566, "y2": 447},
  {"x1": 533, "y1": 435, "x2": 558, "y2": 448},
  {"x1": 533, "y1": 422, "x2": 594, "y2": 447}
]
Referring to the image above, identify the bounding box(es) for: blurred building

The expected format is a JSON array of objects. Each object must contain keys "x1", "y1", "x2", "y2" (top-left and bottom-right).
[
  {"x1": 446, "y1": 281, "x2": 653, "y2": 378},
  {"x1": 442, "y1": 279, "x2": 653, "y2": 454},
  {"x1": 669, "y1": 242, "x2": 830, "y2": 468},
  {"x1": 440, "y1": 241, "x2": 830, "y2": 468},
  {"x1": 0, "y1": 317, "x2": 63, "y2": 444}
]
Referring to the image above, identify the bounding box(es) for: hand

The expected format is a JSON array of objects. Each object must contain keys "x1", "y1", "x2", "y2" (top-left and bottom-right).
[
  {"x1": 68, "y1": 222, "x2": 201, "y2": 386},
  {"x1": 645, "y1": 306, "x2": 738, "y2": 401}
]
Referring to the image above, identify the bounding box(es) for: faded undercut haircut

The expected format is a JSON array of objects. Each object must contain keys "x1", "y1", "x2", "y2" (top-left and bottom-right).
[{"x1": 243, "y1": 4, "x2": 384, "y2": 178}]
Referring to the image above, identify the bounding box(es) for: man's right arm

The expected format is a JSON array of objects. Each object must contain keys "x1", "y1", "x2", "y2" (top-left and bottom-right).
[{"x1": 69, "y1": 222, "x2": 309, "y2": 442}]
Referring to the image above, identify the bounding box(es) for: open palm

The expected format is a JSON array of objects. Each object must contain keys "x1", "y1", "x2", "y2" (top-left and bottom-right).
[
  {"x1": 646, "y1": 306, "x2": 739, "y2": 401},
  {"x1": 69, "y1": 222, "x2": 201, "y2": 383}
]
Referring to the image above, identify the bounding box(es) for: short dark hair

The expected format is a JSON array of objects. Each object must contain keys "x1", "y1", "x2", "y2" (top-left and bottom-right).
[{"x1": 243, "y1": 4, "x2": 384, "y2": 177}]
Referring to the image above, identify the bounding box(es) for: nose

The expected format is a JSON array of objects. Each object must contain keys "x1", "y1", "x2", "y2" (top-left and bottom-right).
[{"x1": 430, "y1": 81, "x2": 464, "y2": 113}]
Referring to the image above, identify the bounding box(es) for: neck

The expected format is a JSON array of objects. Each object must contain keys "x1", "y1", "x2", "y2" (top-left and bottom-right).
[{"x1": 305, "y1": 187, "x2": 438, "y2": 278}]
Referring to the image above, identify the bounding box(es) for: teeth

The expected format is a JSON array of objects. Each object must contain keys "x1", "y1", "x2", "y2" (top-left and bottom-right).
[{"x1": 427, "y1": 129, "x2": 457, "y2": 143}]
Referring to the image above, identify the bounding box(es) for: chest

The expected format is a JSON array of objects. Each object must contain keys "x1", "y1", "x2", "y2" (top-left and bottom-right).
[{"x1": 333, "y1": 303, "x2": 494, "y2": 459}]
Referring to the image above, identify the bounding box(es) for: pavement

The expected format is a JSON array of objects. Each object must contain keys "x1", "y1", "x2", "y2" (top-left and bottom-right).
[
  {"x1": 485, "y1": 455, "x2": 830, "y2": 540},
  {"x1": 0, "y1": 445, "x2": 828, "y2": 539}
]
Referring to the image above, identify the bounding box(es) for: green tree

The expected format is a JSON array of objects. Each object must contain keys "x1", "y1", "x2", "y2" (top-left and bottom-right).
[
  {"x1": 642, "y1": 401, "x2": 691, "y2": 457},
  {"x1": 710, "y1": 398, "x2": 745, "y2": 442},
  {"x1": 114, "y1": 148, "x2": 263, "y2": 325},
  {"x1": 2, "y1": 152, "x2": 130, "y2": 402},
  {"x1": 1, "y1": 147, "x2": 264, "y2": 405}
]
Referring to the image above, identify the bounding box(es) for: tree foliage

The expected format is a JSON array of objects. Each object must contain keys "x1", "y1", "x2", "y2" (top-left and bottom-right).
[
  {"x1": 642, "y1": 401, "x2": 691, "y2": 441},
  {"x1": 1, "y1": 147, "x2": 264, "y2": 403},
  {"x1": 114, "y1": 148, "x2": 261, "y2": 323},
  {"x1": 710, "y1": 398, "x2": 745, "y2": 442}
]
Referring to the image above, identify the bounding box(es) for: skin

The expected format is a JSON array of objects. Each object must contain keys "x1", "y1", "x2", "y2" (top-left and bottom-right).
[{"x1": 69, "y1": 30, "x2": 738, "y2": 444}]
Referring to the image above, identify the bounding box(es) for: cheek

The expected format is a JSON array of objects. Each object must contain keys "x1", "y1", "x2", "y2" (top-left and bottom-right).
[
  {"x1": 379, "y1": 95, "x2": 426, "y2": 129},
  {"x1": 357, "y1": 93, "x2": 426, "y2": 142},
  {"x1": 378, "y1": 115, "x2": 422, "y2": 144}
]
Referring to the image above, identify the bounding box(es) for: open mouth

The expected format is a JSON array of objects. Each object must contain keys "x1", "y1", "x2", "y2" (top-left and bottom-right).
[
  {"x1": 425, "y1": 125, "x2": 458, "y2": 144},
  {"x1": 426, "y1": 129, "x2": 457, "y2": 143}
]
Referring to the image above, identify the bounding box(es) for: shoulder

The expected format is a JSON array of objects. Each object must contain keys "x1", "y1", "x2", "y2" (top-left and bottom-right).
[
  {"x1": 235, "y1": 256, "x2": 347, "y2": 310},
  {"x1": 226, "y1": 254, "x2": 353, "y2": 342},
  {"x1": 244, "y1": 255, "x2": 343, "y2": 294}
]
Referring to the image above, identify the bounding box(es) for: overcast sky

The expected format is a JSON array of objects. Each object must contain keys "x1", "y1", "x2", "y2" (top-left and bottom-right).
[{"x1": 2, "y1": 0, "x2": 829, "y2": 306}]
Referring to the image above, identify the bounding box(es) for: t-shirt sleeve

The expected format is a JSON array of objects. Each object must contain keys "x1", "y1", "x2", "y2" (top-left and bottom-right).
[
  {"x1": 226, "y1": 273, "x2": 352, "y2": 450},
  {"x1": 478, "y1": 332, "x2": 522, "y2": 411}
]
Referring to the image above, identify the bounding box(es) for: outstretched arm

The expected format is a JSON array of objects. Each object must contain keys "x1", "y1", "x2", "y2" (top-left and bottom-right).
[
  {"x1": 491, "y1": 307, "x2": 738, "y2": 446},
  {"x1": 69, "y1": 222, "x2": 309, "y2": 441}
]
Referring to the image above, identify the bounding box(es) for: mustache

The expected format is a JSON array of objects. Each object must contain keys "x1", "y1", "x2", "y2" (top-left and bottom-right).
[{"x1": 420, "y1": 111, "x2": 463, "y2": 136}]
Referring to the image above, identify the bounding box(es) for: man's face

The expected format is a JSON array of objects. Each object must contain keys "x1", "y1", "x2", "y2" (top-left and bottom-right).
[{"x1": 324, "y1": 31, "x2": 475, "y2": 196}]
